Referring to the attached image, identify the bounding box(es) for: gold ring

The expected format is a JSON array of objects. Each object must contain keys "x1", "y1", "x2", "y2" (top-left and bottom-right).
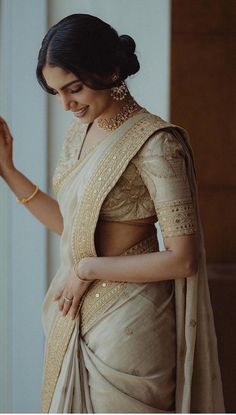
[{"x1": 63, "y1": 296, "x2": 73, "y2": 303}]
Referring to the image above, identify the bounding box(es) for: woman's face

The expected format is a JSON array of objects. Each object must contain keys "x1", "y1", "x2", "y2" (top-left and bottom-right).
[{"x1": 42, "y1": 65, "x2": 114, "y2": 123}]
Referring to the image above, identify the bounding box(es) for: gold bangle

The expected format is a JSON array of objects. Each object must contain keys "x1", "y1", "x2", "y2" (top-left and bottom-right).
[
  {"x1": 73, "y1": 263, "x2": 89, "y2": 282},
  {"x1": 17, "y1": 184, "x2": 39, "y2": 204}
]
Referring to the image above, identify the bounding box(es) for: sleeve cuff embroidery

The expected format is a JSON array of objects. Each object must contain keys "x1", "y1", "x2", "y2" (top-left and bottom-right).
[{"x1": 156, "y1": 199, "x2": 197, "y2": 237}]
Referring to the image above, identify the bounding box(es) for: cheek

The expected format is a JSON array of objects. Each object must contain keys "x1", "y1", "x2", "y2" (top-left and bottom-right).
[
  {"x1": 83, "y1": 88, "x2": 110, "y2": 105},
  {"x1": 86, "y1": 92, "x2": 101, "y2": 105}
]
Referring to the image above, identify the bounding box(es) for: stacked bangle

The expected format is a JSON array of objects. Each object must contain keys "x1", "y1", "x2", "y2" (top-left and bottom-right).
[{"x1": 17, "y1": 184, "x2": 39, "y2": 204}]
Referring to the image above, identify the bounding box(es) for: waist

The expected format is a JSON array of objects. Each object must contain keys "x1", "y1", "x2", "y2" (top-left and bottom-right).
[
  {"x1": 95, "y1": 218, "x2": 157, "y2": 257},
  {"x1": 121, "y1": 233, "x2": 159, "y2": 256}
]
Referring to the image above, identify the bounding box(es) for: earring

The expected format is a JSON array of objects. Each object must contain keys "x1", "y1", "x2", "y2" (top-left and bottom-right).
[
  {"x1": 110, "y1": 81, "x2": 128, "y2": 101},
  {"x1": 111, "y1": 74, "x2": 119, "y2": 82}
]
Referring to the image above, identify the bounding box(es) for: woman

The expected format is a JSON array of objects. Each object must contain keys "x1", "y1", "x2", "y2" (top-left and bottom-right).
[{"x1": 0, "y1": 14, "x2": 224, "y2": 413}]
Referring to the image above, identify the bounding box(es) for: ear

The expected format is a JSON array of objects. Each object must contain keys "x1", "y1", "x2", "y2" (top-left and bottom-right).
[
  {"x1": 111, "y1": 73, "x2": 119, "y2": 82},
  {"x1": 111, "y1": 67, "x2": 120, "y2": 83}
]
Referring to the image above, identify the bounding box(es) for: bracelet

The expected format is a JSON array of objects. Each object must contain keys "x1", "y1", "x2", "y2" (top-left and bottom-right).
[
  {"x1": 17, "y1": 184, "x2": 39, "y2": 204},
  {"x1": 73, "y1": 263, "x2": 89, "y2": 282}
]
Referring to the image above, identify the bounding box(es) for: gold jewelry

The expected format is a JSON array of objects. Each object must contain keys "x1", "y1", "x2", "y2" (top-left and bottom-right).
[
  {"x1": 97, "y1": 99, "x2": 142, "y2": 132},
  {"x1": 110, "y1": 81, "x2": 128, "y2": 101},
  {"x1": 17, "y1": 184, "x2": 39, "y2": 204},
  {"x1": 73, "y1": 264, "x2": 89, "y2": 282},
  {"x1": 111, "y1": 74, "x2": 119, "y2": 82}
]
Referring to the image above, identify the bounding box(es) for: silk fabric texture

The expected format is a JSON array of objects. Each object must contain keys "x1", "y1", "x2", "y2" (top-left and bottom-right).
[{"x1": 41, "y1": 110, "x2": 225, "y2": 413}]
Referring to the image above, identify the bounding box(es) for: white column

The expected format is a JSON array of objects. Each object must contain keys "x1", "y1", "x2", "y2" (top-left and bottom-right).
[
  {"x1": 0, "y1": 1, "x2": 14, "y2": 411},
  {"x1": 0, "y1": 0, "x2": 48, "y2": 412}
]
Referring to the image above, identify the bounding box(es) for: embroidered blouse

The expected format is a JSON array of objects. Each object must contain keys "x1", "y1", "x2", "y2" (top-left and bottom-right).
[
  {"x1": 100, "y1": 130, "x2": 197, "y2": 237},
  {"x1": 53, "y1": 120, "x2": 197, "y2": 239}
]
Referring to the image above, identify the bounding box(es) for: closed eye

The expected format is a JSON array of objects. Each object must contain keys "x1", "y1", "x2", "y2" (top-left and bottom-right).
[
  {"x1": 70, "y1": 86, "x2": 82, "y2": 94},
  {"x1": 51, "y1": 85, "x2": 82, "y2": 95}
]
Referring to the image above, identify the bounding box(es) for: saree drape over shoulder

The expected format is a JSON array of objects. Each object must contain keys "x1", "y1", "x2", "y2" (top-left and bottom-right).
[{"x1": 41, "y1": 110, "x2": 225, "y2": 413}]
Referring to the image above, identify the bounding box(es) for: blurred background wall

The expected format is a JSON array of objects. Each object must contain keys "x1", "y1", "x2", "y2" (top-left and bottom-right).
[
  {"x1": 170, "y1": 1, "x2": 236, "y2": 411},
  {"x1": 0, "y1": 0, "x2": 47, "y2": 412},
  {"x1": 0, "y1": 0, "x2": 170, "y2": 412},
  {"x1": 0, "y1": 0, "x2": 235, "y2": 412}
]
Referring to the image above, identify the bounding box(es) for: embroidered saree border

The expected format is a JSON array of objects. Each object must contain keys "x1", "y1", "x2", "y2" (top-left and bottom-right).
[
  {"x1": 41, "y1": 312, "x2": 80, "y2": 413},
  {"x1": 41, "y1": 114, "x2": 178, "y2": 412}
]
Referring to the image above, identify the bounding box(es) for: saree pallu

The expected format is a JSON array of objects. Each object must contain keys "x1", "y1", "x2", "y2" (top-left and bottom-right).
[{"x1": 41, "y1": 111, "x2": 225, "y2": 412}]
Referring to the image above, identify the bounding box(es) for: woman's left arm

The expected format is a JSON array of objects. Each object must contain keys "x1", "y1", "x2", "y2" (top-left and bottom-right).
[
  {"x1": 78, "y1": 129, "x2": 199, "y2": 283},
  {"x1": 77, "y1": 233, "x2": 199, "y2": 283}
]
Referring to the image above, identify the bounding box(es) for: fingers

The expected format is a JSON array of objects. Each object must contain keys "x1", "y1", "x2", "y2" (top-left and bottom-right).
[
  {"x1": 0, "y1": 119, "x2": 13, "y2": 144},
  {"x1": 2, "y1": 124, "x2": 12, "y2": 143},
  {"x1": 55, "y1": 291, "x2": 81, "y2": 319},
  {"x1": 61, "y1": 295, "x2": 74, "y2": 317},
  {"x1": 53, "y1": 288, "x2": 63, "y2": 301},
  {"x1": 58, "y1": 294, "x2": 66, "y2": 311},
  {"x1": 69, "y1": 297, "x2": 81, "y2": 320}
]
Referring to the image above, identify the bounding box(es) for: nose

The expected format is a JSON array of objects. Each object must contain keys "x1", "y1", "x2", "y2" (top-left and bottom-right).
[{"x1": 59, "y1": 95, "x2": 77, "y2": 111}]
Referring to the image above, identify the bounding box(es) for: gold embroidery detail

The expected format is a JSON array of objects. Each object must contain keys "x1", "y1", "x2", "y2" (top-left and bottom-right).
[
  {"x1": 53, "y1": 162, "x2": 79, "y2": 195},
  {"x1": 41, "y1": 313, "x2": 78, "y2": 412},
  {"x1": 157, "y1": 199, "x2": 197, "y2": 237},
  {"x1": 100, "y1": 161, "x2": 155, "y2": 221},
  {"x1": 125, "y1": 326, "x2": 134, "y2": 335},
  {"x1": 190, "y1": 319, "x2": 197, "y2": 328},
  {"x1": 131, "y1": 369, "x2": 140, "y2": 376},
  {"x1": 80, "y1": 280, "x2": 126, "y2": 336},
  {"x1": 52, "y1": 121, "x2": 87, "y2": 194}
]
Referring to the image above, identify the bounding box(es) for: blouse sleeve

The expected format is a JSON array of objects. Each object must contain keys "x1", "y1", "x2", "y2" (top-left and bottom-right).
[{"x1": 132, "y1": 129, "x2": 197, "y2": 238}]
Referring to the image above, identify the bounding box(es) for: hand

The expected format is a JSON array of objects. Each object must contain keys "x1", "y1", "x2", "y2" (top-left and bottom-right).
[
  {"x1": 0, "y1": 116, "x2": 14, "y2": 177},
  {"x1": 54, "y1": 265, "x2": 94, "y2": 319}
]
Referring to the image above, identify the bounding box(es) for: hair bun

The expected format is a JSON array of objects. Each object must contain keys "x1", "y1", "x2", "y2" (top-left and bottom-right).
[
  {"x1": 119, "y1": 34, "x2": 136, "y2": 55},
  {"x1": 118, "y1": 34, "x2": 140, "y2": 79}
]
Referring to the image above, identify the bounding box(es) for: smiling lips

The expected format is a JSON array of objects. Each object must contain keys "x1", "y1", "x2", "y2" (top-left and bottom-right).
[{"x1": 73, "y1": 106, "x2": 89, "y2": 118}]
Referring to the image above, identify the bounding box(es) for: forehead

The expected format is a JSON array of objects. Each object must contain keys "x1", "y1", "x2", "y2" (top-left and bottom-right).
[{"x1": 42, "y1": 65, "x2": 78, "y2": 89}]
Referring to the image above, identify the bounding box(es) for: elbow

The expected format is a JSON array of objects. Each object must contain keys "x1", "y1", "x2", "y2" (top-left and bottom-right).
[{"x1": 183, "y1": 256, "x2": 199, "y2": 277}]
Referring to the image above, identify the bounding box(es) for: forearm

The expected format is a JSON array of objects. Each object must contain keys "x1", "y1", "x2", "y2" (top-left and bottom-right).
[
  {"x1": 79, "y1": 249, "x2": 198, "y2": 283},
  {"x1": 2, "y1": 166, "x2": 63, "y2": 235}
]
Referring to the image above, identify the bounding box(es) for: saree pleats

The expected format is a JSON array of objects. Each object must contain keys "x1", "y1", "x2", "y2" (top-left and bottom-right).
[{"x1": 79, "y1": 239, "x2": 176, "y2": 414}]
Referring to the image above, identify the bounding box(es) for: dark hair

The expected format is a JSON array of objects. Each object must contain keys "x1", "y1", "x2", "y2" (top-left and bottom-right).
[{"x1": 36, "y1": 14, "x2": 140, "y2": 94}]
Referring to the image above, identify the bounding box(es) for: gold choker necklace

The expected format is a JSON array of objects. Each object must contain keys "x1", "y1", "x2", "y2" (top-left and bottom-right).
[{"x1": 97, "y1": 99, "x2": 142, "y2": 132}]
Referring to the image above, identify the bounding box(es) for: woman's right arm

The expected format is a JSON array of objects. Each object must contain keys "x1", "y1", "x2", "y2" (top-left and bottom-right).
[{"x1": 0, "y1": 117, "x2": 63, "y2": 235}]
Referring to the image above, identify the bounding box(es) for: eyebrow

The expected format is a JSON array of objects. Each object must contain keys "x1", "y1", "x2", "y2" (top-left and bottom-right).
[{"x1": 60, "y1": 79, "x2": 80, "y2": 91}]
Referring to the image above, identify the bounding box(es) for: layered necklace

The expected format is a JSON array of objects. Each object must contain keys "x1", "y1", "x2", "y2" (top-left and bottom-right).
[{"x1": 96, "y1": 98, "x2": 143, "y2": 132}]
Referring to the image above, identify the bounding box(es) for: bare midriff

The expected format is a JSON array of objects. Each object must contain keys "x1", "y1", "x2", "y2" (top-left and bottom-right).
[{"x1": 95, "y1": 216, "x2": 157, "y2": 257}]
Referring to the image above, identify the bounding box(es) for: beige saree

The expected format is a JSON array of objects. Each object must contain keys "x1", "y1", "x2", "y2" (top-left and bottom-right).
[{"x1": 41, "y1": 110, "x2": 225, "y2": 413}]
